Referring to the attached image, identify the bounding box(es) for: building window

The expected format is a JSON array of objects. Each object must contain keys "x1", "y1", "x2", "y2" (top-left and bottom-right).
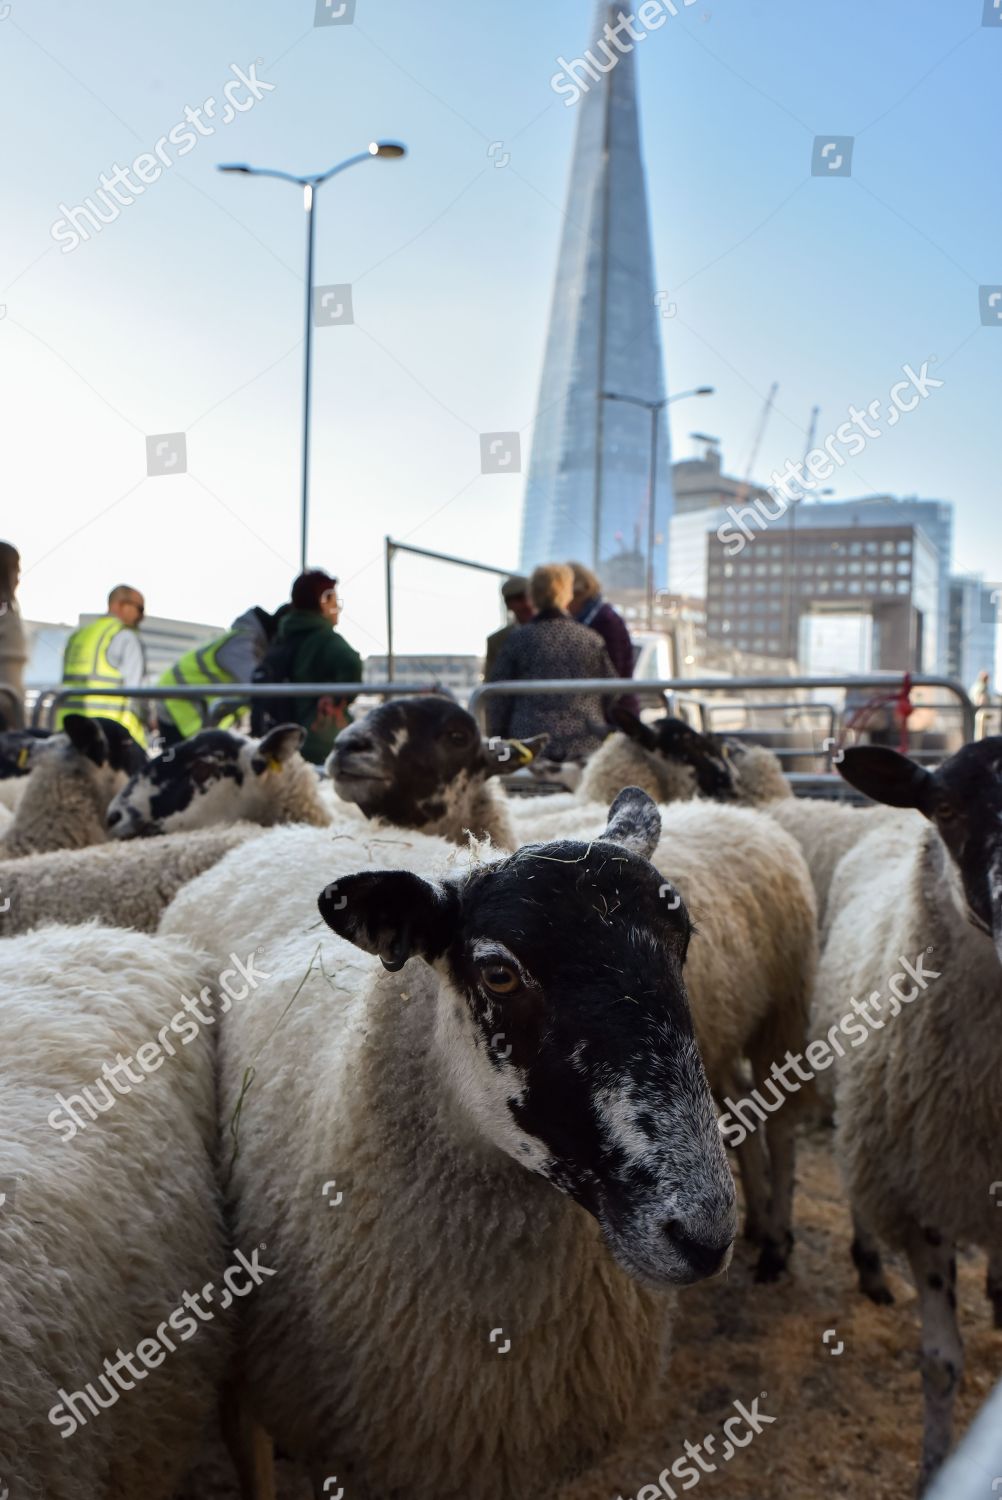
[
  {"x1": 848, "y1": 581, "x2": 862, "y2": 594},
  {"x1": 881, "y1": 560, "x2": 894, "y2": 574},
  {"x1": 848, "y1": 562, "x2": 862, "y2": 574},
  {"x1": 864, "y1": 541, "x2": 879, "y2": 555},
  {"x1": 897, "y1": 541, "x2": 912, "y2": 554},
  {"x1": 849, "y1": 542, "x2": 862, "y2": 556},
  {"x1": 897, "y1": 561, "x2": 911, "y2": 575},
  {"x1": 818, "y1": 580, "x2": 830, "y2": 594},
  {"x1": 882, "y1": 541, "x2": 895, "y2": 554},
  {"x1": 896, "y1": 580, "x2": 910, "y2": 594},
  {"x1": 864, "y1": 561, "x2": 878, "y2": 574},
  {"x1": 880, "y1": 580, "x2": 895, "y2": 593},
  {"x1": 724, "y1": 563, "x2": 735, "y2": 577},
  {"x1": 834, "y1": 563, "x2": 847, "y2": 575}
]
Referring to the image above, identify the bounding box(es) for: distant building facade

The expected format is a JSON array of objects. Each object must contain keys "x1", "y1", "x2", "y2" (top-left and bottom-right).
[
  {"x1": 519, "y1": 1, "x2": 673, "y2": 590},
  {"x1": 668, "y1": 451, "x2": 954, "y2": 673},
  {"x1": 947, "y1": 575, "x2": 997, "y2": 690}
]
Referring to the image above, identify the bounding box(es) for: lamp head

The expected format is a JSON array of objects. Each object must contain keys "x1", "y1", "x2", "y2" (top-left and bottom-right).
[{"x1": 369, "y1": 140, "x2": 407, "y2": 158}]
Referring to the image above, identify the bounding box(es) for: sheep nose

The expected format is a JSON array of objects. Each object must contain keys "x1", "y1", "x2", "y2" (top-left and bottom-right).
[
  {"x1": 343, "y1": 735, "x2": 373, "y2": 755},
  {"x1": 661, "y1": 1218, "x2": 733, "y2": 1279},
  {"x1": 106, "y1": 808, "x2": 122, "y2": 828}
]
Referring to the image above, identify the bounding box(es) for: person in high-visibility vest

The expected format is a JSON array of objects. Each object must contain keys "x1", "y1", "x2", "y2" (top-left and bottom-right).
[
  {"x1": 56, "y1": 584, "x2": 148, "y2": 746},
  {"x1": 156, "y1": 606, "x2": 280, "y2": 745}
]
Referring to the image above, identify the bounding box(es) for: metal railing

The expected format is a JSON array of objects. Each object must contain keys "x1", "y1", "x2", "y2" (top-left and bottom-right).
[
  {"x1": 974, "y1": 703, "x2": 1002, "y2": 740},
  {"x1": 469, "y1": 673, "x2": 975, "y2": 738},
  {"x1": 31, "y1": 681, "x2": 455, "y2": 732}
]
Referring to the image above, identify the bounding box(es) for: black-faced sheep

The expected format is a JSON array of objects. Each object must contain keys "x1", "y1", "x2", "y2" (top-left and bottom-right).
[
  {"x1": 164, "y1": 791, "x2": 737, "y2": 1499},
  {"x1": 812, "y1": 739, "x2": 1002, "y2": 1492},
  {"x1": 327, "y1": 695, "x2": 545, "y2": 849}
]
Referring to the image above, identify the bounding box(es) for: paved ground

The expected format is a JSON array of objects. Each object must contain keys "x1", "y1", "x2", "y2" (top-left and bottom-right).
[{"x1": 178, "y1": 1126, "x2": 1001, "y2": 1499}]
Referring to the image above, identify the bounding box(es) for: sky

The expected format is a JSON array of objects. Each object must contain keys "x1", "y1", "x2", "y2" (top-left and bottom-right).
[{"x1": 1, "y1": 0, "x2": 999, "y2": 669}]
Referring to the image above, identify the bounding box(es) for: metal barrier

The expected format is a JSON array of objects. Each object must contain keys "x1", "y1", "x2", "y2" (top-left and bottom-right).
[
  {"x1": 31, "y1": 681, "x2": 455, "y2": 732},
  {"x1": 469, "y1": 674, "x2": 975, "y2": 740}
]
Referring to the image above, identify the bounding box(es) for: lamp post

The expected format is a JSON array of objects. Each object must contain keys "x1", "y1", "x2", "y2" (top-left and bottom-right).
[
  {"x1": 218, "y1": 142, "x2": 407, "y2": 572},
  {"x1": 602, "y1": 386, "x2": 715, "y2": 628}
]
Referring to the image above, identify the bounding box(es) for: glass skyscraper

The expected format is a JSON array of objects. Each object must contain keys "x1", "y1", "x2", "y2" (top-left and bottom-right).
[{"x1": 518, "y1": 2, "x2": 674, "y2": 590}]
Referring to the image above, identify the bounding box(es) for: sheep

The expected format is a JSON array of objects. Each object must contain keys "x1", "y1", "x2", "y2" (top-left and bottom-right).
[
  {"x1": 768, "y1": 795, "x2": 910, "y2": 932},
  {"x1": 182, "y1": 788, "x2": 737, "y2": 1500},
  {"x1": 0, "y1": 824, "x2": 259, "y2": 937},
  {"x1": 574, "y1": 709, "x2": 792, "y2": 808},
  {"x1": 811, "y1": 739, "x2": 1002, "y2": 1491},
  {"x1": 326, "y1": 694, "x2": 546, "y2": 849},
  {"x1": 0, "y1": 715, "x2": 148, "y2": 858},
  {"x1": 0, "y1": 922, "x2": 230, "y2": 1500},
  {"x1": 106, "y1": 723, "x2": 335, "y2": 838}
]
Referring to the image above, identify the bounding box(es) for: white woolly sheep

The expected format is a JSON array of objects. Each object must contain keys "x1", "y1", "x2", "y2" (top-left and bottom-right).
[
  {"x1": 0, "y1": 716, "x2": 148, "y2": 859},
  {"x1": 768, "y1": 795, "x2": 910, "y2": 932},
  {"x1": 106, "y1": 724, "x2": 335, "y2": 838},
  {"x1": 574, "y1": 710, "x2": 792, "y2": 809},
  {"x1": 811, "y1": 740, "x2": 1002, "y2": 1491},
  {"x1": 0, "y1": 923, "x2": 229, "y2": 1500},
  {"x1": 0, "y1": 825, "x2": 259, "y2": 937},
  {"x1": 327, "y1": 694, "x2": 546, "y2": 849},
  {"x1": 183, "y1": 789, "x2": 736, "y2": 1500}
]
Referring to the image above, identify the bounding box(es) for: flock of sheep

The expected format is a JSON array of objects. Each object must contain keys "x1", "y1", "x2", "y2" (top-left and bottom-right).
[{"x1": 0, "y1": 695, "x2": 999, "y2": 1499}]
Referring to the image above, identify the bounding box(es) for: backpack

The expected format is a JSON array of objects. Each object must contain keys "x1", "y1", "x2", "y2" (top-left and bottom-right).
[{"x1": 250, "y1": 635, "x2": 302, "y2": 737}]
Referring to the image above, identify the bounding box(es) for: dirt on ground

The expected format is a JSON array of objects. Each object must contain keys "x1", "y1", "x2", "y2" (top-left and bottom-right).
[{"x1": 179, "y1": 1126, "x2": 1001, "y2": 1499}]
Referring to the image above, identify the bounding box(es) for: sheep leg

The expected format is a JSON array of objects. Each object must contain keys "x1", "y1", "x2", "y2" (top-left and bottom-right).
[
  {"x1": 905, "y1": 1227, "x2": 963, "y2": 1495},
  {"x1": 850, "y1": 1209, "x2": 894, "y2": 1305},
  {"x1": 987, "y1": 1248, "x2": 1002, "y2": 1329},
  {"x1": 727, "y1": 1111, "x2": 771, "y2": 1244},
  {"x1": 221, "y1": 1383, "x2": 277, "y2": 1500},
  {"x1": 755, "y1": 1108, "x2": 796, "y2": 1283}
]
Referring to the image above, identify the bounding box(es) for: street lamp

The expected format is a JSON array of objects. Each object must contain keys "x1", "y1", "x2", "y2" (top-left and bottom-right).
[
  {"x1": 602, "y1": 386, "x2": 715, "y2": 628},
  {"x1": 218, "y1": 141, "x2": 407, "y2": 571}
]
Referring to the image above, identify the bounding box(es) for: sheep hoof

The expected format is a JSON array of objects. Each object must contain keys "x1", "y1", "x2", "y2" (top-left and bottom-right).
[{"x1": 754, "y1": 1235, "x2": 792, "y2": 1282}]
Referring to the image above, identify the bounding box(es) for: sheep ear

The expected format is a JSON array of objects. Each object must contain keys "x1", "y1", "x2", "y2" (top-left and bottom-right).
[
  {"x1": 63, "y1": 714, "x2": 109, "y2": 767},
  {"x1": 101, "y1": 720, "x2": 148, "y2": 774},
  {"x1": 483, "y1": 734, "x2": 549, "y2": 776},
  {"x1": 258, "y1": 724, "x2": 306, "y2": 767},
  {"x1": 318, "y1": 871, "x2": 460, "y2": 971},
  {"x1": 600, "y1": 786, "x2": 661, "y2": 859},
  {"x1": 611, "y1": 707, "x2": 657, "y2": 752},
  {"x1": 837, "y1": 746, "x2": 934, "y2": 811}
]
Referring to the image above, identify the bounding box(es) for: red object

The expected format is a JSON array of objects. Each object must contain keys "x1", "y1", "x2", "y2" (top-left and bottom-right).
[{"x1": 841, "y1": 672, "x2": 914, "y2": 756}]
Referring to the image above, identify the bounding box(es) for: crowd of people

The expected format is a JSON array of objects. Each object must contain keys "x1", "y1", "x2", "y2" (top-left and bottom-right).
[
  {"x1": 484, "y1": 561, "x2": 638, "y2": 761},
  {"x1": 0, "y1": 540, "x2": 640, "y2": 769},
  {"x1": 0, "y1": 545, "x2": 364, "y2": 765}
]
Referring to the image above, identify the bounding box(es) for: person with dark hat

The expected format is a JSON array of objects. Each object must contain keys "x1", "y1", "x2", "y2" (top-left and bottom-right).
[
  {"x1": 484, "y1": 575, "x2": 534, "y2": 677},
  {"x1": 268, "y1": 570, "x2": 362, "y2": 764}
]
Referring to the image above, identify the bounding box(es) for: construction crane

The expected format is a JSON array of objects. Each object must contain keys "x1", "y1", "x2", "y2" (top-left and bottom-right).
[
  {"x1": 784, "y1": 404, "x2": 822, "y2": 664},
  {"x1": 734, "y1": 381, "x2": 779, "y2": 506}
]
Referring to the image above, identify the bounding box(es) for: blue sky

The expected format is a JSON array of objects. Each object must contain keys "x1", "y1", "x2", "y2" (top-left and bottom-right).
[{"x1": 1, "y1": 0, "x2": 999, "y2": 664}]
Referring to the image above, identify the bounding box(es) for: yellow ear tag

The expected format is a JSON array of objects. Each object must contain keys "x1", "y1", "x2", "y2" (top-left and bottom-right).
[
  {"x1": 267, "y1": 756, "x2": 284, "y2": 774},
  {"x1": 511, "y1": 740, "x2": 534, "y2": 766},
  {"x1": 17, "y1": 746, "x2": 30, "y2": 769}
]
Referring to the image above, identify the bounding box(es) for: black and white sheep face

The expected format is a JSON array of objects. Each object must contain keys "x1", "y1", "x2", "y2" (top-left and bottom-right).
[
  {"x1": 326, "y1": 697, "x2": 544, "y2": 828},
  {"x1": 318, "y1": 787, "x2": 737, "y2": 1289},
  {"x1": 612, "y1": 709, "x2": 738, "y2": 799},
  {"x1": 106, "y1": 724, "x2": 305, "y2": 837},
  {"x1": 840, "y1": 738, "x2": 1002, "y2": 963}
]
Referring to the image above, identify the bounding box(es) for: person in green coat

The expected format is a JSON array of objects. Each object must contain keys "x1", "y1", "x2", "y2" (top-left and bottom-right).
[{"x1": 275, "y1": 569, "x2": 363, "y2": 764}]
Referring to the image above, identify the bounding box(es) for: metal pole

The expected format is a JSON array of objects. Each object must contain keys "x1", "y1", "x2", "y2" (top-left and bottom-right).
[
  {"x1": 647, "y1": 402, "x2": 659, "y2": 631},
  {"x1": 300, "y1": 184, "x2": 317, "y2": 573},
  {"x1": 385, "y1": 536, "x2": 394, "y2": 682}
]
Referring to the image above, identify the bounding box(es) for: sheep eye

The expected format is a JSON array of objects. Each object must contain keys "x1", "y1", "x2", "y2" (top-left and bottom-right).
[{"x1": 480, "y1": 963, "x2": 520, "y2": 995}]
